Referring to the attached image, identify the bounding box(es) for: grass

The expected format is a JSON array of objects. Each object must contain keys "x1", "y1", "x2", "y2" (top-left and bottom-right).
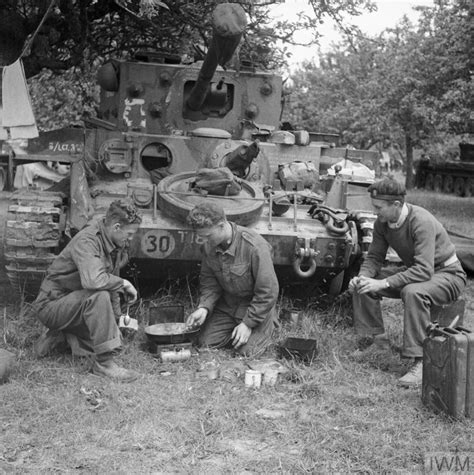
[
  {"x1": 1, "y1": 190, "x2": 474, "y2": 473},
  {"x1": 407, "y1": 189, "x2": 474, "y2": 236}
]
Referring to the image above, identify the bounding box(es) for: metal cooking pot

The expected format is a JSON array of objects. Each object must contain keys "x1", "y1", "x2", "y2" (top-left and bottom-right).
[{"x1": 144, "y1": 322, "x2": 199, "y2": 344}]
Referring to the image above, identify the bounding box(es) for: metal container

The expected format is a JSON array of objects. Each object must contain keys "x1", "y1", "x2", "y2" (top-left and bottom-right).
[
  {"x1": 144, "y1": 322, "x2": 198, "y2": 345},
  {"x1": 245, "y1": 369, "x2": 262, "y2": 388},
  {"x1": 422, "y1": 324, "x2": 474, "y2": 419},
  {"x1": 279, "y1": 337, "x2": 318, "y2": 364},
  {"x1": 160, "y1": 349, "x2": 192, "y2": 363}
]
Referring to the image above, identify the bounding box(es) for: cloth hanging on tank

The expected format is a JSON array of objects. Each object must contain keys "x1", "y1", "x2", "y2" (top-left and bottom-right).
[{"x1": 1, "y1": 59, "x2": 38, "y2": 139}]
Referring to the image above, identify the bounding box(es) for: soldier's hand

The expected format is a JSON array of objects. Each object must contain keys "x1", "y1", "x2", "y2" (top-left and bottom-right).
[
  {"x1": 186, "y1": 308, "x2": 208, "y2": 329},
  {"x1": 348, "y1": 276, "x2": 361, "y2": 293},
  {"x1": 356, "y1": 276, "x2": 387, "y2": 294},
  {"x1": 122, "y1": 279, "x2": 138, "y2": 304},
  {"x1": 231, "y1": 322, "x2": 251, "y2": 349}
]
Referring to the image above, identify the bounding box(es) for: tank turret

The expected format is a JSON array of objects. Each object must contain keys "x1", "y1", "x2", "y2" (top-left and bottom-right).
[{"x1": 94, "y1": 3, "x2": 282, "y2": 139}]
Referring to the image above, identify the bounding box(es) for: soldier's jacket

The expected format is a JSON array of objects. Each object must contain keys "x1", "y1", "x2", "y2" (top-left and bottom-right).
[
  {"x1": 198, "y1": 223, "x2": 279, "y2": 328},
  {"x1": 37, "y1": 219, "x2": 127, "y2": 315}
]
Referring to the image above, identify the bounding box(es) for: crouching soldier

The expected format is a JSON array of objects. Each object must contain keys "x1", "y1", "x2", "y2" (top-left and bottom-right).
[
  {"x1": 32, "y1": 200, "x2": 142, "y2": 382},
  {"x1": 185, "y1": 202, "x2": 279, "y2": 357}
]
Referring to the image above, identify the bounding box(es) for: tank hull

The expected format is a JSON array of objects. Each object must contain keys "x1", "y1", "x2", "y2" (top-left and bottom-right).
[
  {"x1": 129, "y1": 205, "x2": 351, "y2": 269},
  {"x1": 416, "y1": 143, "x2": 474, "y2": 197}
]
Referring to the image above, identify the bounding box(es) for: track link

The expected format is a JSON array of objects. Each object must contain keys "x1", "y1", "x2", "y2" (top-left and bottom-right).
[{"x1": 4, "y1": 190, "x2": 66, "y2": 299}]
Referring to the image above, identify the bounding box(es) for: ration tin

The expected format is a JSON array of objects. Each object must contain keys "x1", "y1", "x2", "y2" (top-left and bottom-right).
[{"x1": 422, "y1": 324, "x2": 474, "y2": 419}]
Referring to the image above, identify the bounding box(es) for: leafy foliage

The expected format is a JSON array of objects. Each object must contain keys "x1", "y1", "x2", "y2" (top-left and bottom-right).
[
  {"x1": 1, "y1": 0, "x2": 375, "y2": 77},
  {"x1": 28, "y1": 64, "x2": 100, "y2": 131},
  {"x1": 0, "y1": 0, "x2": 377, "y2": 130},
  {"x1": 286, "y1": 0, "x2": 472, "y2": 188}
]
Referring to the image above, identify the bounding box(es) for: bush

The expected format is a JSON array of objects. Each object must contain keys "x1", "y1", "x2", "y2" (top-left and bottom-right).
[{"x1": 28, "y1": 63, "x2": 100, "y2": 131}]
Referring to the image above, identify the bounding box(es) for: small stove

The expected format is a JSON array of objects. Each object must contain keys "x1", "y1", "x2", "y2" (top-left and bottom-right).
[
  {"x1": 146, "y1": 304, "x2": 195, "y2": 362},
  {"x1": 150, "y1": 342, "x2": 193, "y2": 362}
]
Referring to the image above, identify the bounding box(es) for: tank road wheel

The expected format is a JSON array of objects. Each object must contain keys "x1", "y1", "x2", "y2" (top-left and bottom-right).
[
  {"x1": 453, "y1": 177, "x2": 466, "y2": 197},
  {"x1": 4, "y1": 190, "x2": 66, "y2": 300},
  {"x1": 157, "y1": 172, "x2": 264, "y2": 226},
  {"x1": 443, "y1": 175, "x2": 454, "y2": 194},
  {"x1": 465, "y1": 178, "x2": 474, "y2": 198},
  {"x1": 433, "y1": 174, "x2": 443, "y2": 193},
  {"x1": 424, "y1": 173, "x2": 434, "y2": 190}
]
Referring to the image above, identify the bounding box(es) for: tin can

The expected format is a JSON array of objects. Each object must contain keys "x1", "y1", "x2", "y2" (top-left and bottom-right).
[
  {"x1": 289, "y1": 312, "x2": 300, "y2": 326},
  {"x1": 245, "y1": 369, "x2": 262, "y2": 388},
  {"x1": 160, "y1": 349, "x2": 191, "y2": 363}
]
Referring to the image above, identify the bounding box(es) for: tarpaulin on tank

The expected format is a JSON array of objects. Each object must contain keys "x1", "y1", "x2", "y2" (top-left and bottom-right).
[
  {"x1": 449, "y1": 230, "x2": 474, "y2": 273},
  {"x1": 327, "y1": 159, "x2": 375, "y2": 183}
]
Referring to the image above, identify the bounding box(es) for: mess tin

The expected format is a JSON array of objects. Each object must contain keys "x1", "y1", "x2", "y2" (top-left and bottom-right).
[{"x1": 144, "y1": 322, "x2": 199, "y2": 345}]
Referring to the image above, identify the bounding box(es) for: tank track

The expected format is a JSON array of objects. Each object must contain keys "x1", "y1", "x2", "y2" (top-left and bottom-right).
[{"x1": 4, "y1": 190, "x2": 66, "y2": 300}]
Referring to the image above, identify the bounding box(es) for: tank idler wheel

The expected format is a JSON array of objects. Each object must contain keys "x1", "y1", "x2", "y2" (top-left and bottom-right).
[
  {"x1": 453, "y1": 177, "x2": 465, "y2": 197},
  {"x1": 433, "y1": 175, "x2": 443, "y2": 193}
]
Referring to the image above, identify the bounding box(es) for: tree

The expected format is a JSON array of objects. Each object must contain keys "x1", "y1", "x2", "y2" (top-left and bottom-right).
[
  {"x1": 0, "y1": 0, "x2": 377, "y2": 130},
  {"x1": 286, "y1": 0, "x2": 472, "y2": 189},
  {"x1": 0, "y1": 0, "x2": 376, "y2": 77},
  {"x1": 285, "y1": 37, "x2": 388, "y2": 150},
  {"x1": 375, "y1": 1, "x2": 472, "y2": 187}
]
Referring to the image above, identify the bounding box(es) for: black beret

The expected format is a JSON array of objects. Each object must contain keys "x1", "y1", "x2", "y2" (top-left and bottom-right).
[{"x1": 367, "y1": 177, "x2": 406, "y2": 200}]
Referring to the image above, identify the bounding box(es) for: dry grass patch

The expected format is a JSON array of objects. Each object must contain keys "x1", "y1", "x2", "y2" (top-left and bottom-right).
[
  {"x1": 408, "y1": 189, "x2": 474, "y2": 236},
  {"x1": 2, "y1": 278, "x2": 474, "y2": 473},
  {"x1": 1, "y1": 189, "x2": 474, "y2": 473}
]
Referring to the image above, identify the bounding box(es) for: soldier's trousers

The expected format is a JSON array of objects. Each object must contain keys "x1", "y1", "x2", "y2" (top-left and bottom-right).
[
  {"x1": 352, "y1": 265, "x2": 466, "y2": 357},
  {"x1": 33, "y1": 284, "x2": 121, "y2": 356},
  {"x1": 198, "y1": 299, "x2": 279, "y2": 358}
]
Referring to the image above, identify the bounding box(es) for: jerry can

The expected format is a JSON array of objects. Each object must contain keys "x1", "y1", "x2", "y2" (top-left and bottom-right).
[{"x1": 422, "y1": 324, "x2": 474, "y2": 419}]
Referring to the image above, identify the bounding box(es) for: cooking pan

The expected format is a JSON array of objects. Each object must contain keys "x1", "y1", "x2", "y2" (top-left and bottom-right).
[{"x1": 144, "y1": 322, "x2": 199, "y2": 344}]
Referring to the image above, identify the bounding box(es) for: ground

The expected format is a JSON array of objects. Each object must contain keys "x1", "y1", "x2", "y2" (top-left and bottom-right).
[{"x1": 1, "y1": 190, "x2": 474, "y2": 473}]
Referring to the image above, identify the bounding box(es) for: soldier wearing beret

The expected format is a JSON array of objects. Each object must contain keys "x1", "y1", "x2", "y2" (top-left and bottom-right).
[{"x1": 349, "y1": 177, "x2": 466, "y2": 387}]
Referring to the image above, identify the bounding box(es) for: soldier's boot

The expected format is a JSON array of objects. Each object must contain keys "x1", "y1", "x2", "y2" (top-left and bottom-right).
[
  {"x1": 397, "y1": 358, "x2": 423, "y2": 388},
  {"x1": 92, "y1": 353, "x2": 139, "y2": 382}
]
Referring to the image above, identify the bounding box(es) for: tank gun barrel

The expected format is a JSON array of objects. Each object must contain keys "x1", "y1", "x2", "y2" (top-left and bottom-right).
[{"x1": 186, "y1": 3, "x2": 247, "y2": 112}]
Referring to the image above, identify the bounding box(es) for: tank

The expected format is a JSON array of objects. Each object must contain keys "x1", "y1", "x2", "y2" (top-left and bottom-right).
[
  {"x1": 416, "y1": 142, "x2": 474, "y2": 197},
  {"x1": 2, "y1": 3, "x2": 380, "y2": 299}
]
